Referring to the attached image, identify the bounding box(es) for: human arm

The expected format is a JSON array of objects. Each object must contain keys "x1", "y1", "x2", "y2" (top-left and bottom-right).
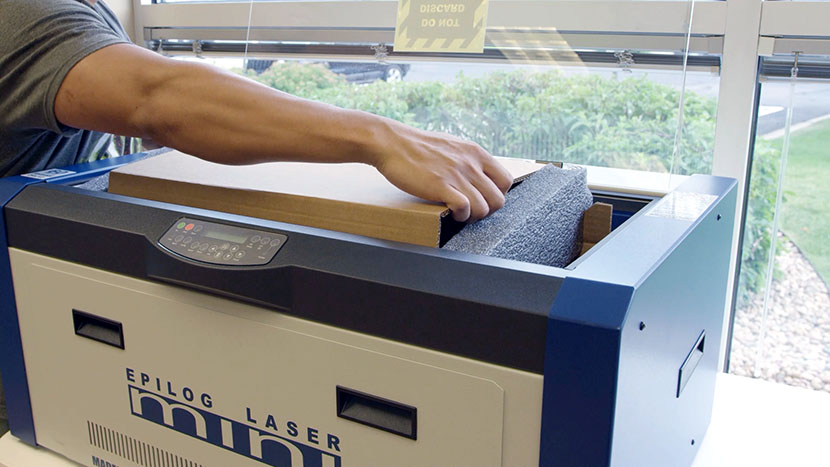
[{"x1": 54, "y1": 44, "x2": 512, "y2": 221}]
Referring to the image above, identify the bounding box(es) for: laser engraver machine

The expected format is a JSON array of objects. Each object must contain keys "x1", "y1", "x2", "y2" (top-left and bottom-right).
[{"x1": 0, "y1": 152, "x2": 736, "y2": 467}]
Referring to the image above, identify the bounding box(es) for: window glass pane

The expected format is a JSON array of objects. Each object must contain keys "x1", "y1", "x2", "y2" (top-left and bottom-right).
[
  {"x1": 145, "y1": 0, "x2": 718, "y2": 179},
  {"x1": 732, "y1": 55, "x2": 830, "y2": 393},
  {"x1": 224, "y1": 58, "x2": 718, "y2": 175},
  {"x1": 175, "y1": 52, "x2": 720, "y2": 175}
]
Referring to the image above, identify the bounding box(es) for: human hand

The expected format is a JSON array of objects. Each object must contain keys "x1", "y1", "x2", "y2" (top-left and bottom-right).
[{"x1": 367, "y1": 119, "x2": 513, "y2": 223}]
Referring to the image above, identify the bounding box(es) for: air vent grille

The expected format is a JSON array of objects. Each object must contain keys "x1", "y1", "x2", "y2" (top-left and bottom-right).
[{"x1": 87, "y1": 421, "x2": 203, "y2": 467}]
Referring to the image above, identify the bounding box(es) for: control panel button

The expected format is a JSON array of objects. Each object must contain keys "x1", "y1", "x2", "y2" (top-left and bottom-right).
[{"x1": 161, "y1": 218, "x2": 287, "y2": 266}]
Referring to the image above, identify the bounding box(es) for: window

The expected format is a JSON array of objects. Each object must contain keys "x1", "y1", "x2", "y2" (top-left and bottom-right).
[
  {"x1": 142, "y1": 0, "x2": 720, "y2": 187},
  {"x1": 731, "y1": 54, "x2": 830, "y2": 393}
]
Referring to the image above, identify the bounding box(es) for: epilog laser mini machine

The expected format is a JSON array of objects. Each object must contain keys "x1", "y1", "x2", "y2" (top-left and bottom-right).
[{"x1": 0, "y1": 151, "x2": 736, "y2": 467}]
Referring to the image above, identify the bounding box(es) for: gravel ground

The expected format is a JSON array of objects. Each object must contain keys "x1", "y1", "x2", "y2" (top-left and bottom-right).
[{"x1": 730, "y1": 234, "x2": 830, "y2": 393}]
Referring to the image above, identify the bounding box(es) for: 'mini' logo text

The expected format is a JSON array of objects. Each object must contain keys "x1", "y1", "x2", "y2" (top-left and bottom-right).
[{"x1": 127, "y1": 368, "x2": 341, "y2": 467}]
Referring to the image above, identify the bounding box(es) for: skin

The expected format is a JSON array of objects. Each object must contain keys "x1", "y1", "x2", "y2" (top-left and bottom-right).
[{"x1": 57, "y1": 1, "x2": 512, "y2": 222}]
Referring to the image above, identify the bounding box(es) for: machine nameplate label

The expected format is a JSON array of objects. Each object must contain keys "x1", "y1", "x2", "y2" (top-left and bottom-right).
[
  {"x1": 127, "y1": 368, "x2": 342, "y2": 467},
  {"x1": 20, "y1": 168, "x2": 75, "y2": 180},
  {"x1": 91, "y1": 455, "x2": 118, "y2": 467}
]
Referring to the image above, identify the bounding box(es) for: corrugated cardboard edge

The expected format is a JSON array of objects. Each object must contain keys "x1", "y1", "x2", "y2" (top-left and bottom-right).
[
  {"x1": 581, "y1": 202, "x2": 613, "y2": 255},
  {"x1": 109, "y1": 171, "x2": 444, "y2": 247},
  {"x1": 110, "y1": 154, "x2": 548, "y2": 248}
]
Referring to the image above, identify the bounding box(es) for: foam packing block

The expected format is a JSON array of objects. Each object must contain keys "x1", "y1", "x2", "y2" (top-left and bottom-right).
[{"x1": 443, "y1": 164, "x2": 593, "y2": 268}]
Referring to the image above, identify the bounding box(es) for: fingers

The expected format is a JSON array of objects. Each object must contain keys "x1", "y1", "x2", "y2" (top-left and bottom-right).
[
  {"x1": 443, "y1": 186, "x2": 471, "y2": 222},
  {"x1": 370, "y1": 123, "x2": 511, "y2": 222},
  {"x1": 459, "y1": 178, "x2": 491, "y2": 222},
  {"x1": 445, "y1": 174, "x2": 504, "y2": 223},
  {"x1": 438, "y1": 146, "x2": 509, "y2": 222},
  {"x1": 483, "y1": 158, "x2": 513, "y2": 194},
  {"x1": 453, "y1": 147, "x2": 509, "y2": 222},
  {"x1": 469, "y1": 173, "x2": 506, "y2": 218}
]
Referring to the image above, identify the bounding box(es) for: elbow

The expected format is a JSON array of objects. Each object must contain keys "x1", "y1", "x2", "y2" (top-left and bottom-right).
[
  {"x1": 127, "y1": 63, "x2": 190, "y2": 146},
  {"x1": 129, "y1": 87, "x2": 181, "y2": 146}
]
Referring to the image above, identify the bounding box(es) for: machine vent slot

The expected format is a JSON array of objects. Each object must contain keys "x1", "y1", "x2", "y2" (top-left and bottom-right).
[{"x1": 87, "y1": 421, "x2": 203, "y2": 467}]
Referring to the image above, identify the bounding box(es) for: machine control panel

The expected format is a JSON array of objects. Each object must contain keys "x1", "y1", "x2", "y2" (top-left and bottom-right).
[{"x1": 159, "y1": 218, "x2": 287, "y2": 266}]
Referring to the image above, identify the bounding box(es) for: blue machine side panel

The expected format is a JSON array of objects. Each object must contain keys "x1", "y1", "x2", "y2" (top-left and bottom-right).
[
  {"x1": 540, "y1": 175, "x2": 737, "y2": 467},
  {"x1": 609, "y1": 186, "x2": 736, "y2": 466},
  {"x1": 0, "y1": 177, "x2": 44, "y2": 446},
  {"x1": 0, "y1": 151, "x2": 158, "y2": 447},
  {"x1": 538, "y1": 280, "x2": 634, "y2": 466}
]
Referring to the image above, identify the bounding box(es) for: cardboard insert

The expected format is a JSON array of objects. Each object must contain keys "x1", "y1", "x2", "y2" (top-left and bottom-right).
[
  {"x1": 581, "y1": 202, "x2": 613, "y2": 256},
  {"x1": 108, "y1": 150, "x2": 549, "y2": 248}
]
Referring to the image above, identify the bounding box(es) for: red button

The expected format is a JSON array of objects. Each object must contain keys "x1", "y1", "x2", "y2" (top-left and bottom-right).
[{"x1": 185, "y1": 223, "x2": 194, "y2": 231}]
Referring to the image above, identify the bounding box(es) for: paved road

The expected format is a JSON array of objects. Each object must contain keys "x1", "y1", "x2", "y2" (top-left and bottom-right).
[{"x1": 756, "y1": 80, "x2": 830, "y2": 136}]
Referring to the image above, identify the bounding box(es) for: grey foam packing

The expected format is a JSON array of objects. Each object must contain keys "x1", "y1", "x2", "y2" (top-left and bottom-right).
[{"x1": 443, "y1": 164, "x2": 593, "y2": 268}]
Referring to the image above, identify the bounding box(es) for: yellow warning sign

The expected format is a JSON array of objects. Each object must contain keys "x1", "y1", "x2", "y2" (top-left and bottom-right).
[{"x1": 394, "y1": 0, "x2": 489, "y2": 53}]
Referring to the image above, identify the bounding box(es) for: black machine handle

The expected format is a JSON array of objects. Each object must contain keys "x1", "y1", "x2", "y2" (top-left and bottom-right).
[
  {"x1": 677, "y1": 330, "x2": 705, "y2": 398},
  {"x1": 73, "y1": 310, "x2": 125, "y2": 349},
  {"x1": 336, "y1": 386, "x2": 417, "y2": 440}
]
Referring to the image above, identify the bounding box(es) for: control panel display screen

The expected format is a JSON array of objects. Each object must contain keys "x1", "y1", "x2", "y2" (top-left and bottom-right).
[
  {"x1": 203, "y1": 230, "x2": 249, "y2": 244},
  {"x1": 159, "y1": 218, "x2": 287, "y2": 266}
]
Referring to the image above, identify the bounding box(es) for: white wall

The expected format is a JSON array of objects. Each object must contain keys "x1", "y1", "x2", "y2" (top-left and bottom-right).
[{"x1": 105, "y1": 0, "x2": 135, "y2": 41}]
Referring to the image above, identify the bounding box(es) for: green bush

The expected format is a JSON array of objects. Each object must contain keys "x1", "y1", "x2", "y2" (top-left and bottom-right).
[
  {"x1": 241, "y1": 64, "x2": 716, "y2": 174},
  {"x1": 241, "y1": 61, "x2": 345, "y2": 98},
  {"x1": 737, "y1": 139, "x2": 782, "y2": 304},
  {"x1": 239, "y1": 62, "x2": 775, "y2": 296}
]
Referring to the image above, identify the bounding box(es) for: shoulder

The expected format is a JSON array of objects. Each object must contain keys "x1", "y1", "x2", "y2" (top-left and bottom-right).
[
  {"x1": 0, "y1": 0, "x2": 93, "y2": 15},
  {"x1": 0, "y1": 0, "x2": 118, "y2": 45},
  {"x1": 0, "y1": 0, "x2": 95, "y2": 26},
  {"x1": 0, "y1": 0, "x2": 102, "y2": 28}
]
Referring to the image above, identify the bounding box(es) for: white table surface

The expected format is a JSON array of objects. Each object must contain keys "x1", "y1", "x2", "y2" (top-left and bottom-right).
[
  {"x1": 691, "y1": 373, "x2": 830, "y2": 467},
  {"x1": 2, "y1": 373, "x2": 829, "y2": 467}
]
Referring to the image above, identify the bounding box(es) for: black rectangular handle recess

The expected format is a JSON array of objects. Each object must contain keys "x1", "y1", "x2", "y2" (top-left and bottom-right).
[
  {"x1": 336, "y1": 386, "x2": 417, "y2": 440},
  {"x1": 677, "y1": 330, "x2": 705, "y2": 398},
  {"x1": 73, "y1": 310, "x2": 125, "y2": 349}
]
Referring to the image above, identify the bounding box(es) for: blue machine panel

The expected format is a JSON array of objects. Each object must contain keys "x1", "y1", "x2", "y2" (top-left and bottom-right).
[
  {"x1": 0, "y1": 175, "x2": 44, "y2": 446},
  {"x1": 0, "y1": 152, "x2": 158, "y2": 446},
  {"x1": 540, "y1": 176, "x2": 737, "y2": 466}
]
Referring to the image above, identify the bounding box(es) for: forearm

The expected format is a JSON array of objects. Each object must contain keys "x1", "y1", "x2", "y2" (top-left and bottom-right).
[
  {"x1": 138, "y1": 61, "x2": 386, "y2": 166},
  {"x1": 55, "y1": 43, "x2": 512, "y2": 221}
]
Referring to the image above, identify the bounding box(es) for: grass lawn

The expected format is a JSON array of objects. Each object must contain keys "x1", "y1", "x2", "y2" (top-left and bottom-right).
[{"x1": 769, "y1": 118, "x2": 830, "y2": 285}]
